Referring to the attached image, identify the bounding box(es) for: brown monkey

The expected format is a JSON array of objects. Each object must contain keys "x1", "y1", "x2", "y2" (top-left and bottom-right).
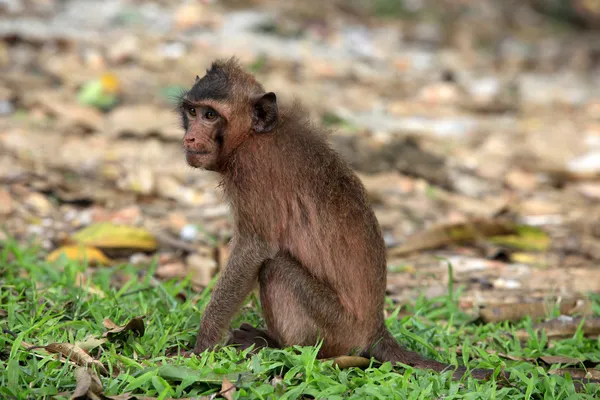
[{"x1": 179, "y1": 58, "x2": 498, "y2": 381}]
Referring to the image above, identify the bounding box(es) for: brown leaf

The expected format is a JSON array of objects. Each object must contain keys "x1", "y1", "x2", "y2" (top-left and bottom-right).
[
  {"x1": 515, "y1": 316, "x2": 600, "y2": 340},
  {"x1": 330, "y1": 355, "x2": 372, "y2": 369},
  {"x1": 103, "y1": 318, "x2": 119, "y2": 330},
  {"x1": 103, "y1": 316, "x2": 145, "y2": 340},
  {"x1": 390, "y1": 218, "x2": 516, "y2": 256},
  {"x1": 480, "y1": 297, "x2": 593, "y2": 323},
  {"x1": 540, "y1": 355, "x2": 583, "y2": 365},
  {"x1": 44, "y1": 343, "x2": 109, "y2": 376},
  {"x1": 549, "y1": 368, "x2": 600, "y2": 380},
  {"x1": 71, "y1": 367, "x2": 105, "y2": 400},
  {"x1": 220, "y1": 377, "x2": 236, "y2": 400}
]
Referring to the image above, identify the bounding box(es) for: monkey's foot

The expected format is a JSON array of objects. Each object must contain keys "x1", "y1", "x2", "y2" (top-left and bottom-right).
[
  {"x1": 226, "y1": 323, "x2": 280, "y2": 353},
  {"x1": 165, "y1": 348, "x2": 196, "y2": 358}
]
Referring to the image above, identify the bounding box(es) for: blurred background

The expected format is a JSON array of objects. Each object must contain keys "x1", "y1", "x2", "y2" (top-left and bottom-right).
[{"x1": 2, "y1": 0, "x2": 600, "y2": 320}]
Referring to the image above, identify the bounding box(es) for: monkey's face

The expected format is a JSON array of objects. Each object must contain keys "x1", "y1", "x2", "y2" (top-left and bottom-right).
[
  {"x1": 179, "y1": 58, "x2": 279, "y2": 171},
  {"x1": 181, "y1": 102, "x2": 225, "y2": 171}
]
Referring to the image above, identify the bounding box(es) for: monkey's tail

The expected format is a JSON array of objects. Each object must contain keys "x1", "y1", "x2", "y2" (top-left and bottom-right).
[{"x1": 367, "y1": 328, "x2": 496, "y2": 381}]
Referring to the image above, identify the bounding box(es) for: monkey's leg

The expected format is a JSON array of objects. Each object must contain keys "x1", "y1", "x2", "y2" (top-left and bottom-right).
[
  {"x1": 191, "y1": 236, "x2": 269, "y2": 355},
  {"x1": 258, "y1": 253, "x2": 360, "y2": 357}
]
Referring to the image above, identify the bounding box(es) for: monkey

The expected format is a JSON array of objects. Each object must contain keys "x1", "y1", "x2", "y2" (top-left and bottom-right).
[{"x1": 177, "y1": 57, "x2": 501, "y2": 382}]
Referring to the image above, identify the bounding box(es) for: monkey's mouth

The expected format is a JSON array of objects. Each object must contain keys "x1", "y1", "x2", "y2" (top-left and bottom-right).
[{"x1": 185, "y1": 149, "x2": 210, "y2": 155}]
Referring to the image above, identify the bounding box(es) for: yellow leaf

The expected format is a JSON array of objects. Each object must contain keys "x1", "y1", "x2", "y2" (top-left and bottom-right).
[
  {"x1": 100, "y1": 72, "x2": 120, "y2": 94},
  {"x1": 70, "y1": 223, "x2": 158, "y2": 251},
  {"x1": 489, "y1": 225, "x2": 550, "y2": 251},
  {"x1": 46, "y1": 245, "x2": 111, "y2": 265}
]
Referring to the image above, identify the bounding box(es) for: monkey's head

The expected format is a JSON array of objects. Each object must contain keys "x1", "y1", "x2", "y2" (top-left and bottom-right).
[{"x1": 179, "y1": 57, "x2": 278, "y2": 171}]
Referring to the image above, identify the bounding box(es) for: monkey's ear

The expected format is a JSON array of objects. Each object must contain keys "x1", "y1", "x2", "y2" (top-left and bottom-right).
[
  {"x1": 195, "y1": 75, "x2": 200, "y2": 82},
  {"x1": 252, "y1": 92, "x2": 278, "y2": 133}
]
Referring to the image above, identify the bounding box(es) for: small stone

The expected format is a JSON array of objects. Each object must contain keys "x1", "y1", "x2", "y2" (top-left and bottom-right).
[
  {"x1": 107, "y1": 35, "x2": 139, "y2": 64},
  {"x1": 0, "y1": 188, "x2": 14, "y2": 216},
  {"x1": 568, "y1": 151, "x2": 600, "y2": 174},
  {"x1": 505, "y1": 169, "x2": 537, "y2": 191},
  {"x1": 24, "y1": 192, "x2": 54, "y2": 217},
  {"x1": 174, "y1": 2, "x2": 207, "y2": 30},
  {"x1": 416, "y1": 82, "x2": 459, "y2": 106},
  {"x1": 118, "y1": 168, "x2": 154, "y2": 195},
  {"x1": 156, "y1": 261, "x2": 187, "y2": 280},
  {"x1": 130, "y1": 253, "x2": 152, "y2": 265},
  {"x1": 187, "y1": 253, "x2": 218, "y2": 288},
  {"x1": 575, "y1": 182, "x2": 600, "y2": 200},
  {"x1": 180, "y1": 224, "x2": 199, "y2": 242},
  {"x1": 493, "y1": 278, "x2": 521, "y2": 290}
]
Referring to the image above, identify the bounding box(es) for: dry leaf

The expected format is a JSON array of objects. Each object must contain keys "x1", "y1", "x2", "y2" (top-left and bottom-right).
[
  {"x1": 390, "y1": 218, "x2": 516, "y2": 256},
  {"x1": 489, "y1": 225, "x2": 551, "y2": 252},
  {"x1": 480, "y1": 297, "x2": 593, "y2": 323},
  {"x1": 329, "y1": 355, "x2": 372, "y2": 369},
  {"x1": 540, "y1": 355, "x2": 583, "y2": 365},
  {"x1": 549, "y1": 368, "x2": 600, "y2": 380},
  {"x1": 515, "y1": 316, "x2": 600, "y2": 340},
  {"x1": 70, "y1": 223, "x2": 158, "y2": 252},
  {"x1": 71, "y1": 367, "x2": 105, "y2": 400},
  {"x1": 46, "y1": 245, "x2": 111, "y2": 265},
  {"x1": 44, "y1": 343, "x2": 109, "y2": 376},
  {"x1": 75, "y1": 337, "x2": 108, "y2": 352},
  {"x1": 220, "y1": 377, "x2": 236, "y2": 400},
  {"x1": 75, "y1": 272, "x2": 107, "y2": 298},
  {"x1": 103, "y1": 318, "x2": 119, "y2": 330},
  {"x1": 103, "y1": 316, "x2": 145, "y2": 340}
]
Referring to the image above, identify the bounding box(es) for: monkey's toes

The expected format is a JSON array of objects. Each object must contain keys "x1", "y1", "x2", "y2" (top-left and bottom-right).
[{"x1": 226, "y1": 324, "x2": 280, "y2": 352}]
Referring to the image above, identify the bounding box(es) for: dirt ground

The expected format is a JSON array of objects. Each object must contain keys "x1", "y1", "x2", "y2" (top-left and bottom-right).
[{"x1": 2, "y1": 0, "x2": 600, "y2": 323}]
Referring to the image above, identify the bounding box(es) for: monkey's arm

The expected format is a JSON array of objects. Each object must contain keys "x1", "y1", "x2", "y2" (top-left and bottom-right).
[{"x1": 193, "y1": 235, "x2": 269, "y2": 354}]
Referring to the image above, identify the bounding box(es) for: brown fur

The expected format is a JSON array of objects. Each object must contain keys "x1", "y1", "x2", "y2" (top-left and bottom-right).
[{"x1": 180, "y1": 57, "x2": 501, "y2": 381}]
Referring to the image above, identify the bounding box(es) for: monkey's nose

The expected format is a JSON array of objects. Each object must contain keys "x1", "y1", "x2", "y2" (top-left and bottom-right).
[{"x1": 184, "y1": 136, "x2": 195, "y2": 144}]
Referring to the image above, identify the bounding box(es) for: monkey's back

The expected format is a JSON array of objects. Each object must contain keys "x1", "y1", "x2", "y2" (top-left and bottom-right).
[{"x1": 225, "y1": 105, "x2": 387, "y2": 325}]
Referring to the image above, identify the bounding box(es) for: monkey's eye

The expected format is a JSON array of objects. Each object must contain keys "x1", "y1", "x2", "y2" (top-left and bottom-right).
[
  {"x1": 204, "y1": 110, "x2": 217, "y2": 120},
  {"x1": 187, "y1": 107, "x2": 197, "y2": 117}
]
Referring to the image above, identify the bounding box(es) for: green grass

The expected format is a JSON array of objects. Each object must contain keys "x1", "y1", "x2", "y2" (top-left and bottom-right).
[{"x1": 1, "y1": 239, "x2": 599, "y2": 399}]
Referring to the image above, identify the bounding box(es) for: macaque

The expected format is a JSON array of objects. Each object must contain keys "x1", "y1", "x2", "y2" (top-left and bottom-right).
[{"x1": 178, "y1": 58, "x2": 497, "y2": 381}]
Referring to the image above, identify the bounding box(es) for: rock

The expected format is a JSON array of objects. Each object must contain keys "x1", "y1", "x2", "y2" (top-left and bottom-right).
[
  {"x1": 34, "y1": 90, "x2": 104, "y2": 131},
  {"x1": 155, "y1": 175, "x2": 205, "y2": 205},
  {"x1": 187, "y1": 252, "x2": 218, "y2": 288},
  {"x1": 0, "y1": 188, "x2": 14, "y2": 216},
  {"x1": 105, "y1": 105, "x2": 181, "y2": 140},
  {"x1": 180, "y1": 224, "x2": 199, "y2": 242},
  {"x1": 575, "y1": 182, "x2": 600, "y2": 200},
  {"x1": 117, "y1": 168, "x2": 155, "y2": 195},
  {"x1": 505, "y1": 168, "x2": 537, "y2": 191},
  {"x1": 91, "y1": 206, "x2": 142, "y2": 225},
  {"x1": 107, "y1": 35, "x2": 139, "y2": 64},
  {"x1": 165, "y1": 212, "x2": 189, "y2": 233},
  {"x1": 174, "y1": 2, "x2": 213, "y2": 31},
  {"x1": 24, "y1": 192, "x2": 54, "y2": 217},
  {"x1": 568, "y1": 151, "x2": 600, "y2": 174},
  {"x1": 416, "y1": 82, "x2": 460, "y2": 106},
  {"x1": 156, "y1": 261, "x2": 187, "y2": 281}
]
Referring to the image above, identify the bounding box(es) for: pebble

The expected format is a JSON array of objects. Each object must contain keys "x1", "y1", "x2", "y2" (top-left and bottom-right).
[
  {"x1": 568, "y1": 151, "x2": 600, "y2": 174},
  {"x1": 0, "y1": 188, "x2": 14, "y2": 216},
  {"x1": 180, "y1": 224, "x2": 199, "y2": 242},
  {"x1": 187, "y1": 253, "x2": 218, "y2": 287},
  {"x1": 24, "y1": 192, "x2": 54, "y2": 217}
]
